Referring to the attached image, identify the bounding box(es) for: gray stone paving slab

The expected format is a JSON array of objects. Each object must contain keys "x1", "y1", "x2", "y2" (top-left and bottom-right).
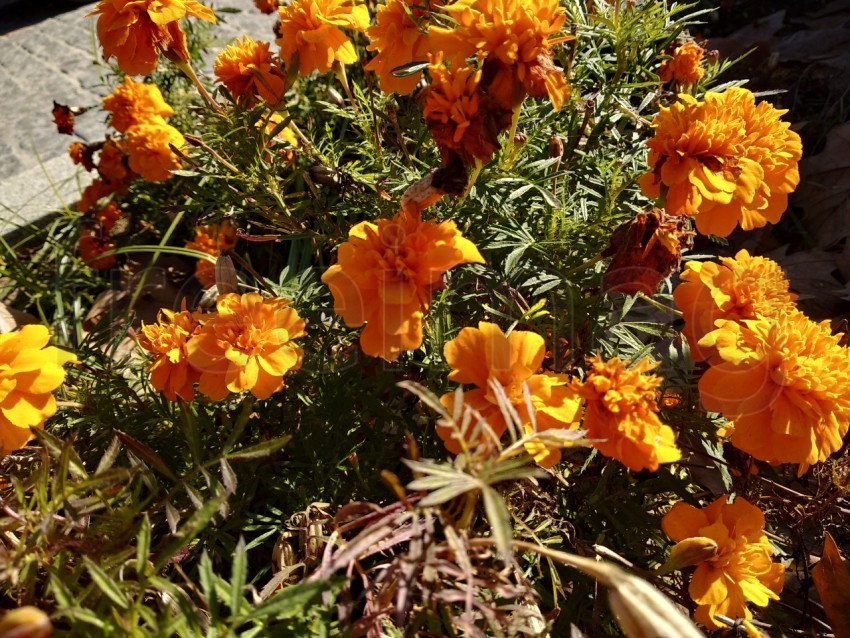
[{"x1": 0, "y1": 0, "x2": 276, "y2": 233}]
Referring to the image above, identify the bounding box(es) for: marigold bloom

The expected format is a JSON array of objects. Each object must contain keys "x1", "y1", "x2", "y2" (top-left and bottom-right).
[
  {"x1": 214, "y1": 36, "x2": 287, "y2": 105},
  {"x1": 77, "y1": 179, "x2": 123, "y2": 214},
  {"x1": 138, "y1": 309, "x2": 201, "y2": 401},
  {"x1": 69, "y1": 142, "x2": 96, "y2": 172},
  {"x1": 91, "y1": 0, "x2": 217, "y2": 76},
  {"x1": 422, "y1": 60, "x2": 501, "y2": 165},
  {"x1": 186, "y1": 293, "x2": 306, "y2": 400},
  {"x1": 321, "y1": 210, "x2": 484, "y2": 361},
  {"x1": 276, "y1": 0, "x2": 369, "y2": 76},
  {"x1": 673, "y1": 250, "x2": 797, "y2": 363},
  {"x1": 428, "y1": 0, "x2": 571, "y2": 110},
  {"x1": 185, "y1": 219, "x2": 238, "y2": 288},
  {"x1": 698, "y1": 312, "x2": 850, "y2": 472},
  {"x1": 573, "y1": 355, "x2": 681, "y2": 472},
  {"x1": 662, "y1": 497, "x2": 784, "y2": 629},
  {"x1": 125, "y1": 119, "x2": 186, "y2": 182},
  {"x1": 97, "y1": 139, "x2": 132, "y2": 185},
  {"x1": 254, "y1": 0, "x2": 278, "y2": 13},
  {"x1": 639, "y1": 88, "x2": 802, "y2": 237},
  {"x1": 365, "y1": 0, "x2": 432, "y2": 95},
  {"x1": 659, "y1": 41, "x2": 706, "y2": 86},
  {"x1": 0, "y1": 325, "x2": 77, "y2": 457},
  {"x1": 103, "y1": 77, "x2": 175, "y2": 133},
  {"x1": 78, "y1": 233, "x2": 117, "y2": 270},
  {"x1": 438, "y1": 322, "x2": 583, "y2": 467},
  {"x1": 95, "y1": 202, "x2": 122, "y2": 232}
]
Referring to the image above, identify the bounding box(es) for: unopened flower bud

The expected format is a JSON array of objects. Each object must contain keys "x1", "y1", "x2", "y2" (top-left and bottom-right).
[
  {"x1": 659, "y1": 537, "x2": 718, "y2": 574},
  {"x1": 0, "y1": 606, "x2": 53, "y2": 638}
]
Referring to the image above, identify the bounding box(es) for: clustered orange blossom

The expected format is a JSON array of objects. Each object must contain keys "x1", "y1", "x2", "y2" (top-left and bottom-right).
[
  {"x1": 364, "y1": 0, "x2": 434, "y2": 95},
  {"x1": 91, "y1": 0, "x2": 216, "y2": 76},
  {"x1": 639, "y1": 87, "x2": 802, "y2": 237},
  {"x1": 0, "y1": 326, "x2": 77, "y2": 457},
  {"x1": 662, "y1": 497, "x2": 784, "y2": 630},
  {"x1": 674, "y1": 251, "x2": 850, "y2": 473},
  {"x1": 214, "y1": 36, "x2": 287, "y2": 105},
  {"x1": 276, "y1": 0, "x2": 369, "y2": 76},
  {"x1": 185, "y1": 219, "x2": 239, "y2": 288},
  {"x1": 437, "y1": 322, "x2": 583, "y2": 467},
  {"x1": 321, "y1": 209, "x2": 483, "y2": 361},
  {"x1": 139, "y1": 293, "x2": 306, "y2": 401},
  {"x1": 573, "y1": 355, "x2": 681, "y2": 472},
  {"x1": 658, "y1": 40, "x2": 707, "y2": 86}
]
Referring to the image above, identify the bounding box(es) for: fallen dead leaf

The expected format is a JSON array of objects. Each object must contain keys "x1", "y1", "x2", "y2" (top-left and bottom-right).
[
  {"x1": 811, "y1": 532, "x2": 850, "y2": 638},
  {"x1": 0, "y1": 303, "x2": 36, "y2": 333}
]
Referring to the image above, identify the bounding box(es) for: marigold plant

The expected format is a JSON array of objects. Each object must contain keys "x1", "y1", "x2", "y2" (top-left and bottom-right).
[
  {"x1": 322, "y1": 209, "x2": 483, "y2": 361},
  {"x1": 0, "y1": 326, "x2": 77, "y2": 457},
  {"x1": 437, "y1": 322, "x2": 583, "y2": 467},
  {"x1": 662, "y1": 497, "x2": 784, "y2": 629},
  {"x1": 639, "y1": 87, "x2": 802, "y2": 237},
  {"x1": 573, "y1": 355, "x2": 681, "y2": 472}
]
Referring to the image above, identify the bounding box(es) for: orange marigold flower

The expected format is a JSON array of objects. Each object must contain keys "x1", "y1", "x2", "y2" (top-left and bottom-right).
[
  {"x1": 91, "y1": 0, "x2": 216, "y2": 76},
  {"x1": 673, "y1": 250, "x2": 797, "y2": 363},
  {"x1": 437, "y1": 322, "x2": 583, "y2": 467},
  {"x1": 428, "y1": 0, "x2": 571, "y2": 110},
  {"x1": 103, "y1": 77, "x2": 175, "y2": 134},
  {"x1": 698, "y1": 312, "x2": 850, "y2": 472},
  {"x1": 186, "y1": 293, "x2": 306, "y2": 401},
  {"x1": 95, "y1": 202, "x2": 122, "y2": 232},
  {"x1": 254, "y1": 0, "x2": 278, "y2": 13},
  {"x1": 138, "y1": 309, "x2": 201, "y2": 401},
  {"x1": 573, "y1": 355, "x2": 681, "y2": 472},
  {"x1": 185, "y1": 219, "x2": 238, "y2": 287},
  {"x1": 321, "y1": 210, "x2": 484, "y2": 361},
  {"x1": 78, "y1": 233, "x2": 117, "y2": 270},
  {"x1": 639, "y1": 88, "x2": 802, "y2": 237},
  {"x1": 422, "y1": 59, "x2": 501, "y2": 166},
  {"x1": 662, "y1": 497, "x2": 784, "y2": 629},
  {"x1": 77, "y1": 179, "x2": 122, "y2": 214},
  {"x1": 276, "y1": 0, "x2": 369, "y2": 76},
  {"x1": 659, "y1": 41, "x2": 706, "y2": 86},
  {"x1": 0, "y1": 325, "x2": 77, "y2": 457},
  {"x1": 125, "y1": 119, "x2": 186, "y2": 182},
  {"x1": 97, "y1": 139, "x2": 132, "y2": 185},
  {"x1": 68, "y1": 142, "x2": 87, "y2": 166},
  {"x1": 214, "y1": 36, "x2": 287, "y2": 105},
  {"x1": 365, "y1": 0, "x2": 433, "y2": 95}
]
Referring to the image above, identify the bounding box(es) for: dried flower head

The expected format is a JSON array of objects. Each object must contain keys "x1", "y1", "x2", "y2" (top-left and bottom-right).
[
  {"x1": 573, "y1": 355, "x2": 681, "y2": 472},
  {"x1": 187, "y1": 293, "x2": 306, "y2": 401},
  {"x1": 103, "y1": 77, "x2": 175, "y2": 134},
  {"x1": 276, "y1": 0, "x2": 369, "y2": 75},
  {"x1": 138, "y1": 309, "x2": 201, "y2": 401},
  {"x1": 438, "y1": 322, "x2": 583, "y2": 467},
  {"x1": 0, "y1": 325, "x2": 77, "y2": 457},
  {"x1": 214, "y1": 36, "x2": 287, "y2": 105},
  {"x1": 673, "y1": 250, "x2": 797, "y2": 363},
  {"x1": 662, "y1": 497, "x2": 784, "y2": 629},
  {"x1": 321, "y1": 210, "x2": 484, "y2": 361},
  {"x1": 90, "y1": 0, "x2": 216, "y2": 76},
  {"x1": 639, "y1": 88, "x2": 802, "y2": 237},
  {"x1": 254, "y1": 0, "x2": 278, "y2": 13}
]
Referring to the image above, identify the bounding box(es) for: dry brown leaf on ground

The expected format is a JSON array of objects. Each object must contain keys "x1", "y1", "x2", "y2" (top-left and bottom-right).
[
  {"x1": 811, "y1": 532, "x2": 850, "y2": 638},
  {"x1": 793, "y1": 123, "x2": 850, "y2": 247},
  {"x1": 0, "y1": 302, "x2": 36, "y2": 333}
]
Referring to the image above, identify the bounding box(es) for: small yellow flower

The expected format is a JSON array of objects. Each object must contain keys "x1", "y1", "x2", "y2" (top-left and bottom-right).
[
  {"x1": 0, "y1": 325, "x2": 77, "y2": 457},
  {"x1": 662, "y1": 497, "x2": 784, "y2": 629}
]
